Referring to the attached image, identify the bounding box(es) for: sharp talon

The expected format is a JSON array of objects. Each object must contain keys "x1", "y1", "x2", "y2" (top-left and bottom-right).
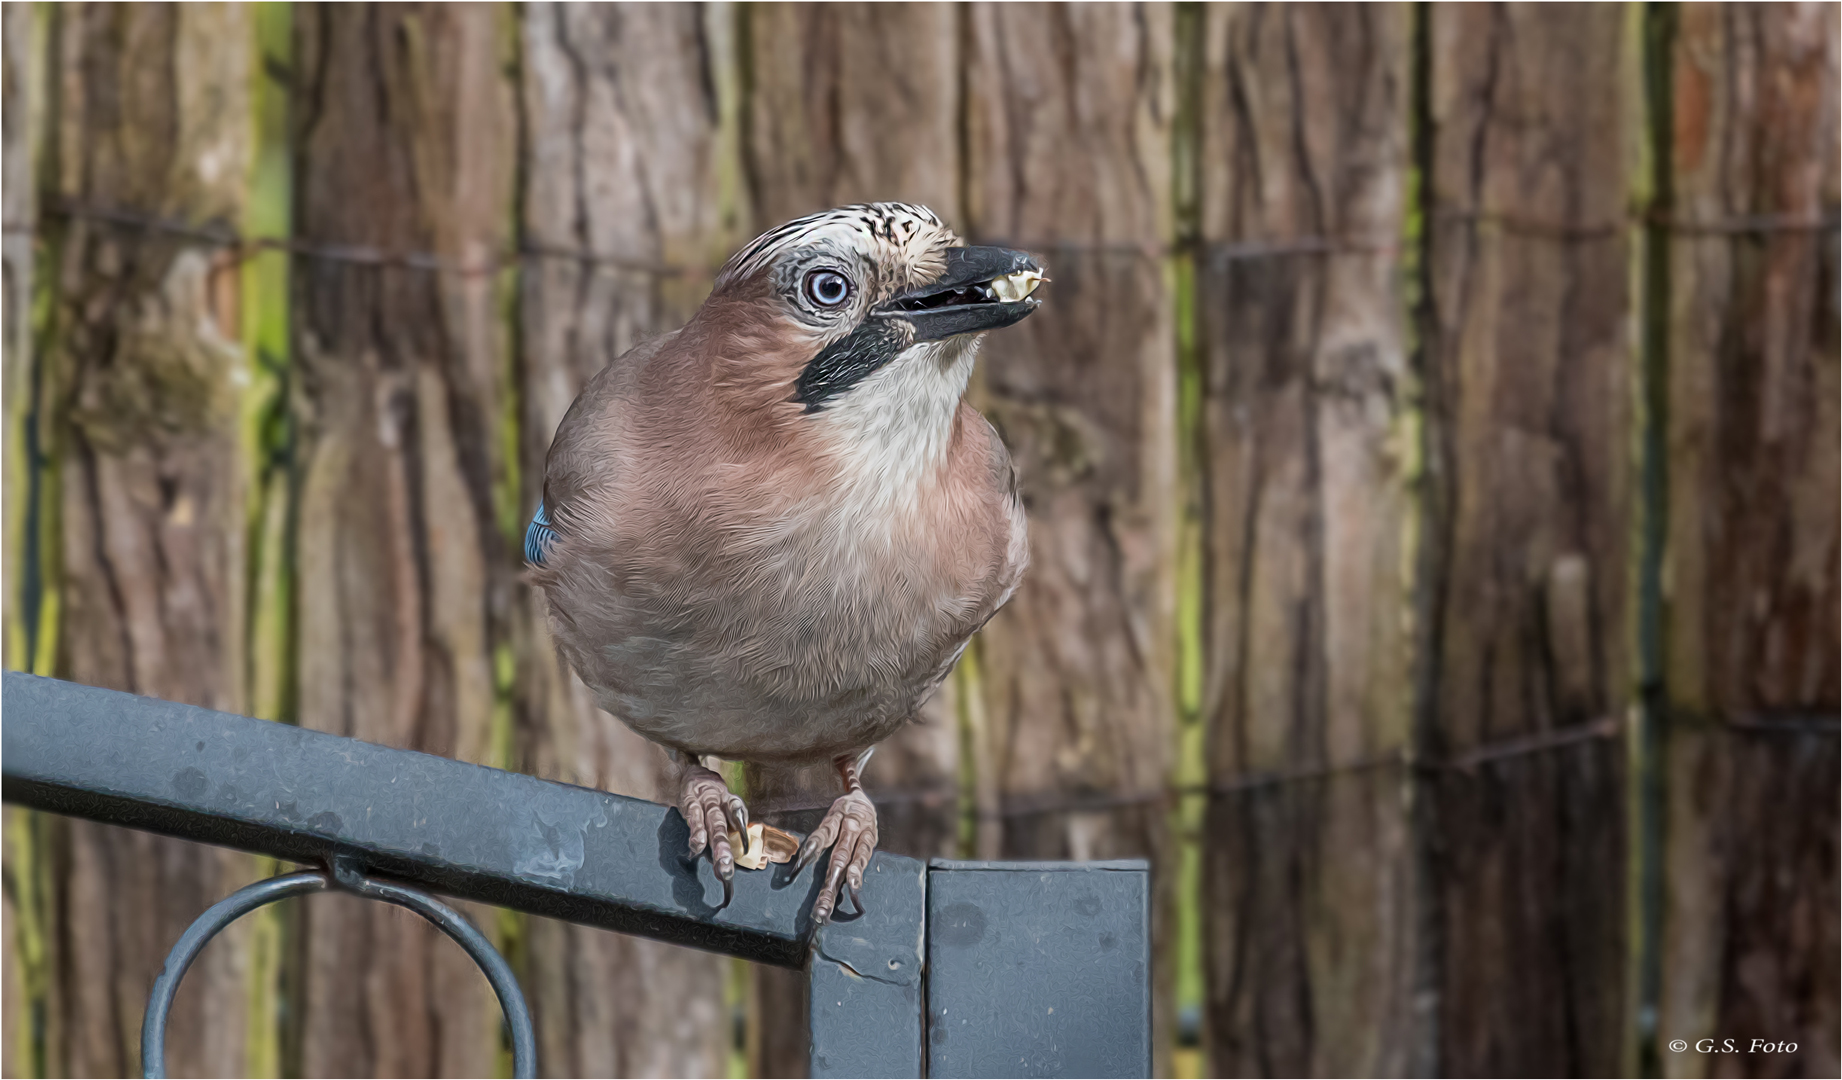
[
  {"x1": 677, "y1": 763, "x2": 756, "y2": 905},
  {"x1": 799, "y1": 766, "x2": 881, "y2": 926}
]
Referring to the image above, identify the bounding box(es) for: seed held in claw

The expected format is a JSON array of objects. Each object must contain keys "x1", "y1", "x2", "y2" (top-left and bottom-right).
[{"x1": 727, "y1": 823, "x2": 800, "y2": 870}]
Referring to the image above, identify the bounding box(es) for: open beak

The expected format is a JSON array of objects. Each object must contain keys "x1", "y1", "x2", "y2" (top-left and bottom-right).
[{"x1": 874, "y1": 246, "x2": 1045, "y2": 342}]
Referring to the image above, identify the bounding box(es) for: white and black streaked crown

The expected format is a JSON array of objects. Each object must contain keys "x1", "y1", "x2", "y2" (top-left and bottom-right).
[{"x1": 715, "y1": 203, "x2": 948, "y2": 288}]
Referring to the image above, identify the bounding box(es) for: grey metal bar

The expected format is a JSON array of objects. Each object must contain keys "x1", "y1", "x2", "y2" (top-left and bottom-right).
[
  {"x1": 1, "y1": 672, "x2": 924, "y2": 970},
  {"x1": 809, "y1": 855, "x2": 927, "y2": 1078},
  {"x1": 925, "y1": 859, "x2": 1152, "y2": 1078}
]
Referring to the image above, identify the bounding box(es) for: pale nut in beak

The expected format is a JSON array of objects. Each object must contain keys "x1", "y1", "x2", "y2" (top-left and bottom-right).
[{"x1": 987, "y1": 269, "x2": 1044, "y2": 303}]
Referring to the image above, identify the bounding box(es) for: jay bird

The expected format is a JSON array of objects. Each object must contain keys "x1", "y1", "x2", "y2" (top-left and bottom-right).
[{"x1": 528, "y1": 203, "x2": 1041, "y2": 922}]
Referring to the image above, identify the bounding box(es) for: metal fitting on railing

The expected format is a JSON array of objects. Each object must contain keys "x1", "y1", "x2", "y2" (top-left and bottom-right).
[{"x1": 140, "y1": 863, "x2": 536, "y2": 1080}]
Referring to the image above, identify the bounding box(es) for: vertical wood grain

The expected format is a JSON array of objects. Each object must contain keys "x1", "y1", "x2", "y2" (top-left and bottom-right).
[
  {"x1": 2, "y1": 3, "x2": 41, "y2": 1073},
  {"x1": 739, "y1": 0, "x2": 965, "y2": 864},
  {"x1": 747, "y1": 0, "x2": 970, "y2": 806},
  {"x1": 516, "y1": 5, "x2": 735, "y2": 1076},
  {"x1": 1426, "y1": 5, "x2": 1635, "y2": 1074},
  {"x1": 2, "y1": 0, "x2": 39, "y2": 673},
  {"x1": 962, "y1": 0, "x2": 1178, "y2": 863},
  {"x1": 1194, "y1": 5, "x2": 1417, "y2": 1075},
  {"x1": 743, "y1": 2, "x2": 962, "y2": 228},
  {"x1": 962, "y1": 4, "x2": 1181, "y2": 1071},
  {"x1": 291, "y1": 5, "x2": 514, "y2": 1075},
  {"x1": 37, "y1": 6, "x2": 261, "y2": 1077},
  {"x1": 1658, "y1": 5, "x2": 1840, "y2": 1077},
  {"x1": 740, "y1": 6, "x2": 965, "y2": 1073}
]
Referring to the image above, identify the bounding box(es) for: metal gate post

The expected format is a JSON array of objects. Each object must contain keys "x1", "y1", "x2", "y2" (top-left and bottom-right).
[
  {"x1": 806, "y1": 857, "x2": 1152, "y2": 1079},
  {"x1": 808, "y1": 855, "x2": 927, "y2": 1078},
  {"x1": 924, "y1": 860, "x2": 1152, "y2": 1079}
]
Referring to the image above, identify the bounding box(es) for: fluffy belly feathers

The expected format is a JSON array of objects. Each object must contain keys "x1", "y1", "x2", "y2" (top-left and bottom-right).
[{"x1": 549, "y1": 529, "x2": 994, "y2": 762}]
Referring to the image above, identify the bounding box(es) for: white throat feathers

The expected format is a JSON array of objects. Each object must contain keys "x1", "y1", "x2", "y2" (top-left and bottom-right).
[{"x1": 811, "y1": 335, "x2": 981, "y2": 514}]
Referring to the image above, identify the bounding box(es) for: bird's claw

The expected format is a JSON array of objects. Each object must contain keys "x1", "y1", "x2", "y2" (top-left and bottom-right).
[
  {"x1": 728, "y1": 791, "x2": 751, "y2": 856},
  {"x1": 794, "y1": 833, "x2": 824, "y2": 873},
  {"x1": 799, "y1": 788, "x2": 878, "y2": 924},
  {"x1": 678, "y1": 763, "x2": 748, "y2": 909}
]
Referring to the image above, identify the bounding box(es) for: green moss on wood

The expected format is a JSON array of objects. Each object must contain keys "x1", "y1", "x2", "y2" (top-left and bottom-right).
[
  {"x1": 1625, "y1": 4, "x2": 1676, "y2": 1074},
  {"x1": 240, "y1": 6, "x2": 295, "y2": 1076},
  {"x1": 1401, "y1": 6, "x2": 1443, "y2": 1075},
  {"x1": 1169, "y1": 2, "x2": 1207, "y2": 1055}
]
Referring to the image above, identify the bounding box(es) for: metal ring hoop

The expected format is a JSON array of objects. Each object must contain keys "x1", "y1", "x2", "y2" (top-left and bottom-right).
[{"x1": 141, "y1": 869, "x2": 536, "y2": 1079}]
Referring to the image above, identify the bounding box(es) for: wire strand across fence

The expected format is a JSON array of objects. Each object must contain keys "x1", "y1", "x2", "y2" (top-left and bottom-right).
[
  {"x1": 5, "y1": 200, "x2": 1836, "y2": 282},
  {"x1": 752, "y1": 710, "x2": 1836, "y2": 820}
]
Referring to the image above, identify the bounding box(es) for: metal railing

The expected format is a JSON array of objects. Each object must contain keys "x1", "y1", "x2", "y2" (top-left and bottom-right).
[{"x1": 1, "y1": 672, "x2": 1150, "y2": 1079}]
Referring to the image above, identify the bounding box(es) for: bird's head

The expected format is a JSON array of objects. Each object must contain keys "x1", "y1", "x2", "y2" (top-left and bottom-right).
[{"x1": 705, "y1": 203, "x2": 1044, "y2": 420}]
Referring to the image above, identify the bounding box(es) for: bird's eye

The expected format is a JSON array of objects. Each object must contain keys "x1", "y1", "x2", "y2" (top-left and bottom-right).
[{"x1": 803, "y1": 269, "x2": 852, "y2": 308}]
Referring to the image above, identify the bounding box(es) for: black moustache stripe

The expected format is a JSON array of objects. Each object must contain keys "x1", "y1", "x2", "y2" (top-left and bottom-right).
[{"x1": 793, "y1": 317, "x2": 911, "y2": 412}]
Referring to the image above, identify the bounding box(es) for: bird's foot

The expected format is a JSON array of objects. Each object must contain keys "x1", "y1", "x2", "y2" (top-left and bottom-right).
[
  {"x1": 678, "y1": 762, "x2": 749, "y2": 908},
  {"x1": 795, "y1": 787, "x2": 878, "y2": 924}
]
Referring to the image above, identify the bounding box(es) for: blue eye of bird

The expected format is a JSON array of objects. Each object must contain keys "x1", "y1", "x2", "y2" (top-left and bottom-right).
[{"x1": 803, "y1": 269, "x2": 851, "y2": 308}]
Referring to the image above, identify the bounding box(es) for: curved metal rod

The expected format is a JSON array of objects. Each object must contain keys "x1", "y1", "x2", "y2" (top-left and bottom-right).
[
  {"x1": 330, "y1": 859, "x2": 538, "y2": 1079},
  {"x1": 141, "y1": 872, "x2": 327, "y2": 1078},
  {"x1": 141, "y1": 867, "x2": 536, "y2": 1079}
]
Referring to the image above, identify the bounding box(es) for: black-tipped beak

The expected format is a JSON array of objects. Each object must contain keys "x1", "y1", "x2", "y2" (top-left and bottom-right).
[{"x1": 874, "y1": 246, "x2": 1045, "y2": 342}]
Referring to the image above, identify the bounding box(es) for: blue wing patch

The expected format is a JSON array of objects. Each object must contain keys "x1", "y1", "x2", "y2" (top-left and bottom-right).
[{"x1": 525, "y1": 500, "x2": 560, "y2": 566}]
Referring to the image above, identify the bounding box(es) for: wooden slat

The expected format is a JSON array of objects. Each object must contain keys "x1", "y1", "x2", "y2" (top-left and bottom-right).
[
  {"x1": 1193, "y1": 5, "x2": 1417, "y2": 1075},
  {"x1": 30, "y1": 6, "x2": 264, "y2": 1076},
  {"x1": 1659, "y1": 5, "x2": 1840, "y2": 1077},
  {"x1": 2, "y1": 0, "x2": 39, "y2": 674},
  {"x1": 739, "y1": 5, "x2": 965, "y2": 1074},
  {"x1": 737, "y1": 0, "x2": 965, "y2": 865},
  {"x1": 962, "y1": 4, "x2": 1180, "y2": 1073},
  {"x1": 962, "y1": 0, "x2": 1179, "y2": 858},
  {"x1": 516, "y1": 4, "x2": 737, "y2": 1076},
  {"x1": 1426, "y1": 5, "x2": 1635, "y2": 1074},
  {"x1": 744, "y1": 2, "x2": 962, "y2": 228},
  {"x1": 291, "y1": 5, "x2": 514, "y2": 1075},
  {"x1": 1, "y1": 2, "x2": 39, "y2": 1068}
]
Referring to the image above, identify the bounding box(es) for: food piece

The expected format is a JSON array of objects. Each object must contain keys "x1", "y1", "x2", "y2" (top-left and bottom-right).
[
  {"x1": 728, "y1": 822, "x2": 801, "y2": 870},
  {"x1": 988, "y1": 269, "x2": 1044, "y2": 303},
  {"x1": 757, "y1": 824, "x2": 800, "y2": 864}
]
